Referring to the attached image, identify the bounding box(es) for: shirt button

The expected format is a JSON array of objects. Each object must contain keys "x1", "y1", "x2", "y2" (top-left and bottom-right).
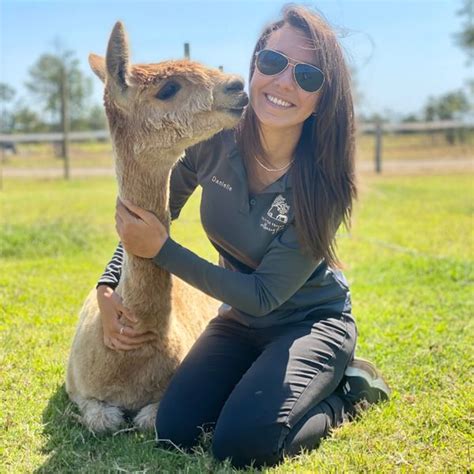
[{"x1": 250, "y1": 199, "x2": 256, "y2": 206}]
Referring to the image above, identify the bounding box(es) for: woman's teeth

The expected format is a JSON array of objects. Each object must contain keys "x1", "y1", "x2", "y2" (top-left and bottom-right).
[{"x1": 265, "y1": 93, "x2": 293, "y2": 108}]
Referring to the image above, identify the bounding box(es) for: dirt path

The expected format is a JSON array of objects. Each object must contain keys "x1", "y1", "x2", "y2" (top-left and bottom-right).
[{"x1": 1, "y1": 158, "x2": 473, "y2": 178}]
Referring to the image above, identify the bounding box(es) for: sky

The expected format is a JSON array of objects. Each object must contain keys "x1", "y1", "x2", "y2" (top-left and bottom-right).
[{"x1": 0, "y1": 0, "x2": 471, "y2": 120}]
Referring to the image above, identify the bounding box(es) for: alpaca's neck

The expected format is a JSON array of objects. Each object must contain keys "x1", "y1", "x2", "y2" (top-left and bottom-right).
[{"x1": 113, "y1": 141, "x2": 181, "y2": 329}]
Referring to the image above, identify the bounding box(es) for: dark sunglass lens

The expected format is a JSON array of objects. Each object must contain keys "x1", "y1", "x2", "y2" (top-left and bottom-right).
[
  {"x1": 294, "y1": 64, "x2": 324, "y2": 92},
  {"x1": 257, "y1": 50, "x2": 288, "y2": 76}
]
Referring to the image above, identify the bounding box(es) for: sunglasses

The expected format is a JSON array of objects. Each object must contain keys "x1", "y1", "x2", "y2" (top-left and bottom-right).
[{"x1": 255, "y1": 49, "x2": 325, "y2": 93}]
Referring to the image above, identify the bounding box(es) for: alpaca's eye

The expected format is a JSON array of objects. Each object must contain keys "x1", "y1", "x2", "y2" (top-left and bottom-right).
[{"x1": 156, "y1": 81, "x2": 181, "y2": 100}]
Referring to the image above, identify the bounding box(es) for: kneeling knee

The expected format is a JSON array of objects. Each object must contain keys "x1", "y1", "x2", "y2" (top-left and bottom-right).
[
  {"x1": 212, "y1": 421, "x2": 285, "y2": 469},
  {"x1": 155, "y1": 406, "x2": 199, "y2": 451}
]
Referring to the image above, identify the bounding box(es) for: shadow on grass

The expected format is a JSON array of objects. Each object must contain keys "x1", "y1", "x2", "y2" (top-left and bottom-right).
[
  {"x1": 37, "y1": 385, "x2": 236, "y2": 473},
  {"x1": 36, "y1": 385, "x2": 202, "y2": 473}
]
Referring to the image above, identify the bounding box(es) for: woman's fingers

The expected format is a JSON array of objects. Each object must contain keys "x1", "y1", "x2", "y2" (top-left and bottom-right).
[
  {"x1": 120, "y1": 198, "x2": 151, "y2": 223},
  {"x1": 106, "y1": 329, "x2": 156, "y2": 351},
  {"x1": 107, "y1": 329, "x2": 156, "y2": 350},
  {"x1": 115, "y1": 319, "x2": 147, "y2": 337},
  {"x1": 103, "y1": 336, "x2": 116, "y2": 350},
  {"x1": 108, "y1": 337, "x2": 140, "y2": 351},
  {"x1": 115, "y1": 331, "x2": 157, "y2": 346},
  {"x1": 112, "y1": 293, "x2": 138, "y2": 324},
  {"x1": 118, "y1": 307, "x2": 138, "y2": 324},
  {"x1": 98, "y1": 286, "x2": 156, "y2": 351},
  {"x1": 115, "y1": 199, "x2": 133, "y2": 221},
  {"x1": 113, "y1": 316, "x2": 155, "y2": 339}
]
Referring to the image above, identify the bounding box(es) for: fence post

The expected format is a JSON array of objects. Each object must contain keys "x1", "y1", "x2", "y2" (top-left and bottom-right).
[{"x1": 375, "y1": 120, "x2": 383, "y2": 174}]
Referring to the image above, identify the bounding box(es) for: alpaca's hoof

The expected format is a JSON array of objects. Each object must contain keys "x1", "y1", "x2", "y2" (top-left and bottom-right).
[
  {"x1": 79, "y1": 399, "x2": 124, "y2": 433},
  {"x1": 133, "y1": 403, "x2": 159, "y2": 431}
]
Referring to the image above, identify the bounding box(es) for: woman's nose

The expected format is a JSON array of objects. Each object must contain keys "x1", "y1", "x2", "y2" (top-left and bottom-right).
[{"x1": 273, "y1": 65, "x2": 296, "y2": 91}]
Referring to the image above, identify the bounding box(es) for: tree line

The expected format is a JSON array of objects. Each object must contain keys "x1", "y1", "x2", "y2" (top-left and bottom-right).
[{"x1": 0, "y1": 47, "x2": 106, "y2": 134}]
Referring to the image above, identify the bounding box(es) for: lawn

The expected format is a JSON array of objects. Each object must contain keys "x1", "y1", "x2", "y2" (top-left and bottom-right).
[{"x1": 0, "y1": 174, "x2": 472, "y2": 472}]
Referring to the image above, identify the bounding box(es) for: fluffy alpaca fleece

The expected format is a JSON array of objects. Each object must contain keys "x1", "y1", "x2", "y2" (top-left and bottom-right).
[{"x1": 66, "y1": 22, "x2": 247, "y2": 433}]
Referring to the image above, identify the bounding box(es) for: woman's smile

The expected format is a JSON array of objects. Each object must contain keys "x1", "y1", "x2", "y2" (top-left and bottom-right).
[{"x1": 264, "y1": 92, "x2": 295, "y2": 109}]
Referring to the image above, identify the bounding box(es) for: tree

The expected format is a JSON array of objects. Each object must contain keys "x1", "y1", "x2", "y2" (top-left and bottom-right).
[
  {"x1": 86, "y1": 105, "x2": 107, "y2": 130},
  {"x1": 424, "y1": 90, "x2": 470, "y2": 121},
  {"x1": 423, "y1": 90, "x2": 470, "y2": 144},
  {"x1": 0, "y1": 83, "x2": 16, "y2": 132},
  {"x1": 71, "y1": 104, "x2": 107, "y2": 131},
  {"x1": 455, "y1": 0, "x2": 474, "y2": 64},
  {"x1": 0, "y1": 83, "x2": 15, "y2": 103},
  {"x1": 25, "y1": 47, "x2": 93, "y2": 130},
  {"x1": 401, "y1": 113, "x2": 420, "y2": 123},
  {"x1": 10, "y1": 104, "x2": 48, "y2": 133},
  {"x1": 0, "y1": 83, "x2": 50, "y2": 133}
]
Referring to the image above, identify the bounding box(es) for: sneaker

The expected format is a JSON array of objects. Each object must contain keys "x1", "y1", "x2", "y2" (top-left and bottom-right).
[{"x1": 339, "y1": 357, "x2": 391, "y2": 404}]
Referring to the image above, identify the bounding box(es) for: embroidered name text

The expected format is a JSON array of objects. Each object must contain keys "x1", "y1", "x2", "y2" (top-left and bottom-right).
[{"x1": 211, "y1": 175, "x2": 232, "y2": 191}]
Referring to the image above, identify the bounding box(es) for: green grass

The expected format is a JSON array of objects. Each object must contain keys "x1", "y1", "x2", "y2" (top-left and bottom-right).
[{"x1": 0, "y1": 175, "x2": 473, "y2": 472}]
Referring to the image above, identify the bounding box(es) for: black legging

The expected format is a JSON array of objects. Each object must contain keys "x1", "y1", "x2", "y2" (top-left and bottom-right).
[{"x1": 155, "y1": 312, "x2": 357, "y2": 469}]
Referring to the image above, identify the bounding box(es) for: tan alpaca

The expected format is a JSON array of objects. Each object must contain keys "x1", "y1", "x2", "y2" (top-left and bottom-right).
[{"x1": 66, "y1": 22, "x2": 248, "y2": 433}]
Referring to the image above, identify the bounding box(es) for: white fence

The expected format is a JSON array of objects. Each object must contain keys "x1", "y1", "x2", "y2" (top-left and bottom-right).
[
  {"x1": 1, "y1": 120, "x2": 470, "y2": 144},
  {"x1": 0, "y1": 130, "x2": 109, "y2": 143},
  {"x1": 1, "y1": 120, "x2": 473, "y2": 179}
]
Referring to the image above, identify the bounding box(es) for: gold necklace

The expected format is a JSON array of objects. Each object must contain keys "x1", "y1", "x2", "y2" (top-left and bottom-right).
[{"x1": 254, "y1": 155, "x2": 295, "y2": 172}]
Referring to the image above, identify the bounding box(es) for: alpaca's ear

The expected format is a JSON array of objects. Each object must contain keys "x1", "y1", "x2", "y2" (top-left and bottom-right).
[
  {"x1": 88, "y1": 54, "x2": 106, "y2": 83},
  {"x1": 106, "y1": 21, "x2": 130, "y2": 91}
]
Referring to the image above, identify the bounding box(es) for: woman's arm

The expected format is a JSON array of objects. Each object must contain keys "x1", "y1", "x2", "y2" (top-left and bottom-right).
[
  {"x1": 116, "y1": 198, "x2": 320, "y2": 318},
  {"x1": 97, "y1": 242, "x2": 124, "y2": 289},
  {"x1": 153, "y1": 224, "x2": 320, "y2": 317}
]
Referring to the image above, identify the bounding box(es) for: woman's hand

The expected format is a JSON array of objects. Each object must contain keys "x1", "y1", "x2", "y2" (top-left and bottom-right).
[
  {"x1": 97, "y1": 285, "x2": 157, "y2": 351},
  {"x1": 115, "y1": 198, "x2": 169, "y2": 258}
]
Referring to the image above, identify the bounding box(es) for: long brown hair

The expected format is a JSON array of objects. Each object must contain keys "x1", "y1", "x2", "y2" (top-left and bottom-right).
[{"x1": 236, "y1": 4, "x2": 357, "y2": 268}]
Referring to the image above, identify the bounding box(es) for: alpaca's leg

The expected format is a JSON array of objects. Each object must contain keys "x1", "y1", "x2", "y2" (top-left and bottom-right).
[
  {"x1": 133, "y1": 402, "x2": 159, "y2": 431},
  {"x1": 75, "y1": 396, "x2": 125, "y2": 433}
]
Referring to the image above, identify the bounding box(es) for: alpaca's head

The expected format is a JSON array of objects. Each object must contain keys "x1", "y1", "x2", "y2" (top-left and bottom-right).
[{"x1": 89, "y1": 22, "x2": 248, "y2": 164}]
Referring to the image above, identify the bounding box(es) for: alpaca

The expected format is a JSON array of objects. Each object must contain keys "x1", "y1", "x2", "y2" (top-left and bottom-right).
[{"x1": 66, "y1": 22, "x2": 248, "y2": 433}]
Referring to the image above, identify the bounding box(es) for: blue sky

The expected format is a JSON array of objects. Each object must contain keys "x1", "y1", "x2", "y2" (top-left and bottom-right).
[{"x1": 1, "y1": 0, "x2": 471, "y2": 119}]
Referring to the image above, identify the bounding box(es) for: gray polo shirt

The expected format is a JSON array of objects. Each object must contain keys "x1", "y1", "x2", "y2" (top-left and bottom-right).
[{"x1": 151, "y1": 129, "x2": 351, "y2": 328}]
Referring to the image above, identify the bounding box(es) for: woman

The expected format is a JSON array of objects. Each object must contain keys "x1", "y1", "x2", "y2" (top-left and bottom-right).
[{"x1": 97, "y1": 5, "x2": 390, "y2": 468}]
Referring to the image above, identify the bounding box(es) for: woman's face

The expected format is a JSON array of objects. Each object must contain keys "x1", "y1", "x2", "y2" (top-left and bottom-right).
[{"x1": 250, "y1": 24, "x2": 322, "y2": 131}]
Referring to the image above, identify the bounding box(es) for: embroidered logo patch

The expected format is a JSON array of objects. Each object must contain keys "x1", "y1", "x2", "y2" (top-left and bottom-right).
[
  {"x1": 260, "y1": 194, "x2": 290, "y2": 234},
  {"x1": 267, "y1": 194, "x2": 290, "y2": 223}
]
